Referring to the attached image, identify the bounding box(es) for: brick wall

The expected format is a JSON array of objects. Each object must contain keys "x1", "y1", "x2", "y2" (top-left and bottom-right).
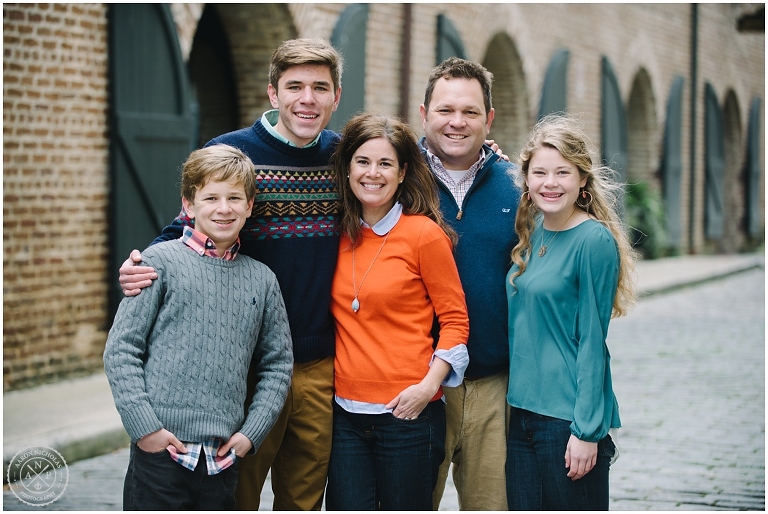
[
  {"x1": 2, "y1": 3, "x2": 763, "y2": 391},
  {"x1": 3, "y1": 3, "x2": 110, "y2": 390}
]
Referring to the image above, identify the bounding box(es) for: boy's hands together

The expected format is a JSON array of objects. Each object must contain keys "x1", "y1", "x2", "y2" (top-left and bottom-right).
[
  {"x1": 219, "y1": 432, "x2": 253, "y2": 458},
  {"x1": 137, "y1": 428, "x2": 186, "y2": 454},
  {"x1": 136, "y1": 429, "x2": 251, "y2": 458}
]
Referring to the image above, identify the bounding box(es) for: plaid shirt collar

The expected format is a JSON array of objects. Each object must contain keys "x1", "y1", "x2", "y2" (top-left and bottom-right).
[
  {"x1": 426, "y1": 148, "x2": 487, "y2": 207},
  {"x1": 181, "y1": 225, "x2": 240, "y2": 261}
]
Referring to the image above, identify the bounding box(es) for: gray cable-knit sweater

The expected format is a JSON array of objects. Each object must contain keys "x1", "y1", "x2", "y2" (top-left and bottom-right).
[{"x1": 103, "y1": 240, "x2": 293, "y2": 449}]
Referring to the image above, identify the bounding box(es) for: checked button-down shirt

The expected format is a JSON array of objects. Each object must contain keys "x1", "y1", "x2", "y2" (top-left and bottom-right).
[{"x1": 166, "y1": 440, "x2": 237, "y2": 475}]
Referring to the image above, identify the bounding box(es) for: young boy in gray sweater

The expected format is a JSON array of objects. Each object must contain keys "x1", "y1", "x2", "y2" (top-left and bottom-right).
[{"x1": 104, "y1": 144, "x2": 293, "y2": 510}]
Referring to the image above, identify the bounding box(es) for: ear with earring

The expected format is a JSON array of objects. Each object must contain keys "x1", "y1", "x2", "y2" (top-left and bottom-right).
[
  {"x1": 576, "y1": 188, "x2": 593, "y2": 208},
  {"x1": 521, "y1": 190, "x2": 531, "y2": 202}
]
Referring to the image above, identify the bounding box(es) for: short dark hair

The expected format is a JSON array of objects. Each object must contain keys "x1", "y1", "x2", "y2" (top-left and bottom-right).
[{"x1": 423, "y1": 57, "x2": 494, "y2": 115}]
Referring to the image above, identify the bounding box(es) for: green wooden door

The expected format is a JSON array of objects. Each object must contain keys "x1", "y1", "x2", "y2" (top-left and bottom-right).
[
  {"x1": 745, "y1": 98, "x2": 762, "y2": 238},
  {"x1": 662, "y1": 76, "x2": 685, "y2": 248},
  {"x1": 108, "y1": 4, "x2": 196, "y2": 315},
  {"x1": 329, "y1": 3, "x2": 368, "y2": 133},
  {"x1": 704, "y1": 83, "x2": 724, "y2": 240},
  {"x1": 539, "y1": 49, "x2": 569, "y2": 119},
  {"x1": 601, "y1": 57, "x2": 628, "y2": 186}
]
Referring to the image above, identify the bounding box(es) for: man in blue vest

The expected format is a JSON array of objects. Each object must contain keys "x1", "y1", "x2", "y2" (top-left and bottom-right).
[{"x1": 420, "y1": 57, "x2": 519, "y2": 511}]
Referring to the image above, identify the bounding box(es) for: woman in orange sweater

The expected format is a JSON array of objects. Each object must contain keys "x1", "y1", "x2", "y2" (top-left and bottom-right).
[{"x1": 326, "y1": 113, "x2": 470, "y2": 510}]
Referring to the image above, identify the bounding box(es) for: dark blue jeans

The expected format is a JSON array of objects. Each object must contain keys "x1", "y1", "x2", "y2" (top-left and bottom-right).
[
  {"x1": 505, "y1": 407, "x2": 615, "y2": 511},
  {"x1": 123, "y1": 443, "x2": 239, "y2": 510},
  {"x1": 326, "y1": 400, "x2": 446, "y2": 510}
]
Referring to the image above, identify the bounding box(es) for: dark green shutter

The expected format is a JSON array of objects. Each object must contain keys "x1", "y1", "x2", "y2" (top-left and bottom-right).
[
  {"x1": 436, "y1": 14, "x2": 466, "y2": 64},
  {"x1": 601, "y1": 57, "x2": 628, "y2": 185},
  {"x1": 745, "y1": 98, "x2": 763, "y2": 237},
  {"x1": 108, "y1": 4, "x2": 196, "y2": 315},
  {"x1": 330, "y1": 4, "x2": 368, "y2": 132},
  {"x1": 704, "y1": 83, "x2": 725, "y2": 239},
  {"x1": 661, "y1": 76, "x2": 685, "y2": 247},
  {"x1": 539, "y1": 49, "x2": 569, "y2": 119}
]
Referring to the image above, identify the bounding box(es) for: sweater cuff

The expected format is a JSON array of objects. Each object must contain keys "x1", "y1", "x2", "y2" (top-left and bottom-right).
[{"x1": 119, "y1": 404, "x2": 164, "y2": 442}]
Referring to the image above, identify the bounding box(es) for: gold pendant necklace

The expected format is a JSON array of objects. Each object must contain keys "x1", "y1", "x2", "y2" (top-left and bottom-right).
[
  {"x1": 538, "y1": 208, "x2": 576, "y2": 257},
  {"x1": 351, "y1": 231, "x2": 391, "y2": 312}
]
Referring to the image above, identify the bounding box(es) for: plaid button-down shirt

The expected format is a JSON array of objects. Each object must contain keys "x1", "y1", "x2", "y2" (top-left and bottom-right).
[
  {"x1": 167, "y1": 440, "x2": 237, "y2": 475},
  {"x1": 426, "y1": 150, "x2": 486, "y2": 209},
  {"x1": 181, "y1": 225, "x2": 240, "y2": 261}
]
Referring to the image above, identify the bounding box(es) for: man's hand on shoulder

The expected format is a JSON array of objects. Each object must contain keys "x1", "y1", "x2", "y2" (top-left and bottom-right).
[
  {"x1": 119, "y1": 249, "x2": 158, "y2": 296},
  {"x1": 485, "y1": 139, "x2": 510, "y2": 162}
]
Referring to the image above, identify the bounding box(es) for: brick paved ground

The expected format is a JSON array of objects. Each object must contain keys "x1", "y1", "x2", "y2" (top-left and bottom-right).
[
  {"x1": 607, "y1": 268, "x2": 765, "y2": 510},
  {"x1": 4, "y1": 269, "x2": 764, "y2": 510}
]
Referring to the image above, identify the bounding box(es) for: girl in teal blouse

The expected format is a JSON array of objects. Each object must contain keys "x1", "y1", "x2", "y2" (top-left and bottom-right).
[{"x1": 505, "y1": 114, "x2": 636, "y2": 510}]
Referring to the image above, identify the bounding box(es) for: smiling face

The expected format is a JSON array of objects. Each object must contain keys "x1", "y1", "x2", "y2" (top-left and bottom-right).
[
  {"x1": 348, "y1": 137, "x2": 406, "y2": 226},
  {"x1": 525, "y1": 145, "x2": 588, "y2": 228},
  {"x1": 182, "y1": 178, "x2": 254, "y2": 257},
  {"x1": 420, "y1": 77, "x2": 494, "y2": 170},
  {"x1": 267, "y1": 63, "x2": 341, "y2": 147}
]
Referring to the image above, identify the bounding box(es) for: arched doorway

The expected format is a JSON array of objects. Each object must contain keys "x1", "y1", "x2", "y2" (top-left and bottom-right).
[
  {"x1": 188, "y1": 6, "x2": 239, "y2": 147},
  {"x1": 626, "y1": 69, "x2": 659, "y2": 187},
  {"x1": 482, "y1": 32, "x2": 530, "y2": 162},
  {"x1": 207, "y1": 4, "x2": 298, "y2": 127},
  {"x1": 625, "y1": 68, "x2": 665, "y2": 257}
]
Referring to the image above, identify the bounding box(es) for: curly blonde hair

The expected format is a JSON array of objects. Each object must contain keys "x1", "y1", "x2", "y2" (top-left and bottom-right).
[{"x1": 510, "y1": 114, "x2": 637, "y2": 317}]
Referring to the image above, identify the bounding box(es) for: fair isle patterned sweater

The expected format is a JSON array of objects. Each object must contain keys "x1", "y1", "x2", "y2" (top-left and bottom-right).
[
  {"x1": 104, "y1": 241, "x2": 293, "y2": 447},
  {"x1": 154, "y1": 121, "x2": 341, "y2": 363}
]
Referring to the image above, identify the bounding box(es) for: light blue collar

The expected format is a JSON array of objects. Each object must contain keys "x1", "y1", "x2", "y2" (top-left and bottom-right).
[
  {"x1": 260, "y1": 110, "x2": 321, "y2": 148},
  {"x1": 361, "y1": 202, "x2": 403, "y2": 235}
]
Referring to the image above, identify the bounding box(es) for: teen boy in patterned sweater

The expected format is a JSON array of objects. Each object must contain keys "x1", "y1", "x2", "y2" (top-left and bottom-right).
[{"x1": 116, "y1": 39, "x2": 342, "y2": 510}]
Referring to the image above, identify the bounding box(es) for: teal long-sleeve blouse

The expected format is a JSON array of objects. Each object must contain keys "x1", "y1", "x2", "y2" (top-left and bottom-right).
[{"x1": 506, "y1": 218, "x2": 621, "y2": 442}]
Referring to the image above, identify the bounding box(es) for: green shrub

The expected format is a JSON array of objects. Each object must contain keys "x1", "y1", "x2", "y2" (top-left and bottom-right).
[{"x1": 624, "y1": 182, "x2": 670, "y2": 259}]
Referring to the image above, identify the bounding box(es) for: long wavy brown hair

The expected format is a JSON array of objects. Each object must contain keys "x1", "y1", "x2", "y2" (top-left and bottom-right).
[
  {"x1": 333, "y1": 112, "x2": 457, "y2": 247},
  {"x1": 510, "y1": 114, "x2": 637, "y2": 317}
]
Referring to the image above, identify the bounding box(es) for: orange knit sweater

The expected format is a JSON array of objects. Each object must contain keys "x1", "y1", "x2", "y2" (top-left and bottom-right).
[{"x1": 330, "y1": 214, "x2": 469, "y2": 405}]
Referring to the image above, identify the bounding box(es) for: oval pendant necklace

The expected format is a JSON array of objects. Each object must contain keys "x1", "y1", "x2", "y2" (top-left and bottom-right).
[{"x1": 351, "y1": 231, "x2": 391, "y2": 312}]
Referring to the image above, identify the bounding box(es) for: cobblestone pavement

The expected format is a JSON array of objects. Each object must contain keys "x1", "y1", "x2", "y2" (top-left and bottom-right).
[
  {"x1": 607, "y1": 268, "x2": 765, "y2": 510},
  {"x1": 4, "y1": 270, "x2": 764, "y2": 511}
]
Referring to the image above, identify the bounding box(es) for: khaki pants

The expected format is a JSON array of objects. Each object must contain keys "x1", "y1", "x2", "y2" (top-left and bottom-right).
[
  {"x1": 236, "y1": 356, "x2": 334, "y2": 511},
  {"x1": 433, "y1": 371, "x2": 509, "y2": 510}
]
